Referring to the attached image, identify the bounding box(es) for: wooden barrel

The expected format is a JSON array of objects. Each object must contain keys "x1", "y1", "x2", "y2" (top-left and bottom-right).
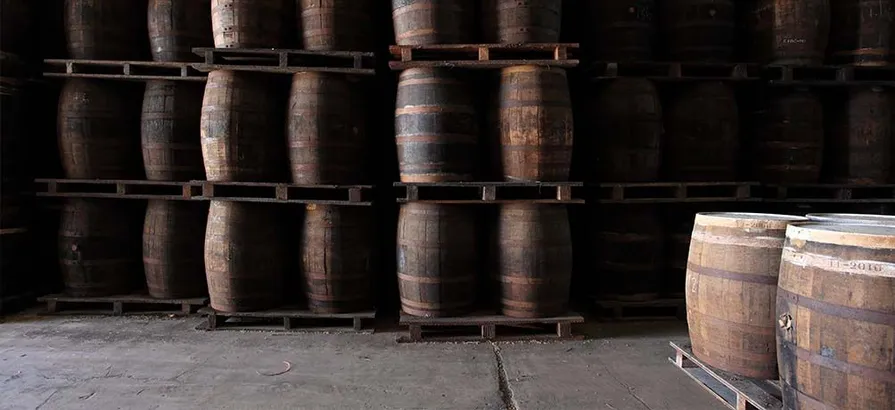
[
  {"x1": 497, "y1": 204, "x2": 572, "y2": 318},
  {"x1": 482, "y1": 0, "x2": 562, "y2": 43},
  {"x1": 211, "y1": 0, "x2": 287, "y2": 48},
  {"x1": 201, "y1": 71, "x2": 285, "y2": 182},
  {"x1": 141, "y1": 80, "x2": 206, "y2": 181},
  {"x1": 829, "y1": 86, "x2": 893, "y2": 184},
  {"x1": 830, "y1": 0, "x2": 893, "y2": 66},
  {"x1": 753, "y1": 88, "x2": 824, "y2": 184},
  {"x1": 593, "y1": 206, "x2": 664, "y2": 301},
  {"x1": 395, "y1": 68, "x2": 478, "y2": 183},
  {"x1": 663, "y1": 0, "x2": 735, "y2": 62},
  {"x1": 59, "y1": 199, "x2": 142, "y2": 297},
  {"x1": 391, "y1": 0, "x2": 475, "y2": 45},
  {"x1": 806, "y1": 213, "x2": 895, "y2": 225},
  {"x1": 64, "y1": 0, "x2": 145, "y2": 60},
  {"x1": 397, "y1": 203, "x2": 477, "y2": 317},
  {"x1": 143, "y1": 200, "x2": 207, "y2": 299},
  {"x1": 288, "y1": 72, "x2": 366, "y2": 184},
  {"x1": 148, "y1": 0, "x2": 213, "y2": 62},
  {"x1": 499, "y1": 66, "x2": 573, "y2": 182},
  {"x1": 687, "y1": 212, "x2": 807, "y2": 379},
  {"x1": 299, "y1": 0, "x2": 375, "y2": 51},
  {"x1": 586, "y1": 0, "x2": 656, "y2": 61},
  {"x1": 665, "y1": 82, "x2": 739, "y2": 182},
  {"x1": 205, "y1": 200, "x2": 285, "y2": 312},
  {"x1": 301, "y1": 205, "x2": 374, "y2": 313},
  {"x1": 590, "y1": 78, "x2": 662, "y2": 182},
  {"x1": 749, "y1": 0, "x2": 830, "y2": 65},
  {"x1": 777, "y1": 223, "x2": 895, "y2": 409},
  {"x1": 58, "y1": 79, "x2": 143, "y2": 179}
]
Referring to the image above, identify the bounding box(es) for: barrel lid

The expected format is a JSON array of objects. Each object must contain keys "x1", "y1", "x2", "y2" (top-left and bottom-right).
[
  {"x1": 695, "y1": 212, "x2": 807, "y2": 229},
  {"x1": 786, "y1": 223, "x2": 895, "y2": 249},
  {"x1": 806, "y1": 213, "x2": 895, "y2": 226}
]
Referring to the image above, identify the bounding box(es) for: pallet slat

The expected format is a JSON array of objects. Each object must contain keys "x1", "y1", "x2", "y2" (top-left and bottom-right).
[
  {"x1": 593, "y1": 182, "x2": 758, "y2": 203},
  {"x1": 192, "y1": 48, "x2": 375, "y2": 75},
  {"x1": 394, "y1": 182, "x2": 584, "y2": 203},
  {"x1": 397, "y1": 311, "x2": 584, "y2": 342},
  {"x1": 44, "y1": 59, "x2": 206, "y2": 81},
  {"x1": 198, "y1": 307, "x2": 375, "y2": 333},
  {"x1": 588, "y1": 62, "x2": 761, "y2": 81},
  {"x1": 38, "y1": 294, "x2": 208, "y2": 316},
  {"x1": 389, "y1": 43, "x2": 578, "y2": 70}
]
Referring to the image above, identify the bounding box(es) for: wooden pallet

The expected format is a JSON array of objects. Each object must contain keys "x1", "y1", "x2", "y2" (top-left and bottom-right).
[
  {"x1": 670, "y1": 341, "x2": 783, "y2": 410},
  {"x1": 192, "y1": 48, "x2": 376, "y2": 75},
  {"x1": 764, "y1": 64, "x2": 895, "y2": 86},
  {"x1": 397, "y1": 311, "x2": 584, "y2": 342},
  {"x1": 43, "y1": 59, "x2": 206, "y2": 81},
  {"x1": 760, "y1": 184, "x2": 895, "y2": 203},
  {"x1": 197, "y1": 307, "x2": 375, "y2": 332},
  {"x1": 394, "y1": 182, "x2": 583, "y2": 204},
  {"x1": 38, "y1": 293, "x2": 208, "y2": 316},
  {"x1": 592, "y1": 298, "x2": 685, "y2": 321},
  {"x1": 388, "y1": 43, "x2": 578, "y2": 70},
  {"x1": 592, "y1": 182, "x2": 757, "y2": 203},
  {"x1": 36, "y1": 179, "x2": 200, "y2": 200},
  {"x1": 588, "y1": 61, "x2": 761, "y2": 81}
]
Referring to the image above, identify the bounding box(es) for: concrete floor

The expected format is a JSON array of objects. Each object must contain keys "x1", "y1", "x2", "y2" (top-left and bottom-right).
[{"x1": 0, "y1": 314, "x2": 723, "y2": 410}]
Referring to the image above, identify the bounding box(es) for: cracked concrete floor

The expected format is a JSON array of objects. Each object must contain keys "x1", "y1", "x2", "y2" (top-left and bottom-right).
[{"x1": 0, "y1": 314, "x2": 722, "y2": 410}]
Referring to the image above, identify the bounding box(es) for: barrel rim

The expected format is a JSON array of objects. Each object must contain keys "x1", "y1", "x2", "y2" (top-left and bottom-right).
[
  {"x1": 806, "y1": 213, "x2": 895, "y2": 226},
  {"x1": 695, "y1": 212, "x2": 807, "y2": 229},
  {"x1": 786, "y1": 223, "x2": 895, "y2": 248}
]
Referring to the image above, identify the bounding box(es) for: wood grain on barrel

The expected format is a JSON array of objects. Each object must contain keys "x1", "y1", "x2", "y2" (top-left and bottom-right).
[
  {"x1": 663, "y1": 0, "x2": 736, "y2": 62},
  {"x1": 299, "y1": 0, "x2": 375, "y2": 51},
  {"x1": 482, "y1": 0, "x2": 562, "y2": 43},
  {"x1": 777, "y1": 223, "x2": 895, "y2": 410},
  {"x1": 753, "y1": 89, "x2": 824, "y2": 183},
  {"x1": 397, "y1": 203, "x2": 477, "y2": 317},
  {"x1": 829, "y1": 87, "x2": 893, "y2": 184},
  {"x1": 211, "y1": 0, "x2": 287, "y2": 48},
  {"x1": 141, "y1": 80, "x2": 206, "y2": 181},
  {"x1": 687, "y1": 212, "x2": 807, "y2": 379},
  {"x1": 148, "y1": 0, "x2": 212, "y2": 62},
  {"x1": 593, "y1": 206, "x2": 664, "y2": 301},
  {"x1": 586, "y1": 0, "x2": 656, "y2": 61},
  {"x1": 391, "y1": 0, "x2": 475, "y2": 45},
  {"x1": 65, "y1": 0, "x2": 145, "y2": 60},
  {"x1": 830, "y1": 0, "x2": 893, "y2": 65},
  {"x1": 288, "y1": 73, "x2": 366, "y2": 184},
  {"x1": 396, "y1": 68, "x2": 478, "y2": 183},
  {"x1": 499, "y1": 66, "x2": 573, "y2": 182},
  {"x1": 301, "y1": 205, "x2": 374, "y2": 313},
  {"x1": 750, "y1": 0, "x2": 830, "y2": 65},
  {"x1": 143, "y1": 200, "x2": 207, "y2": 299}
]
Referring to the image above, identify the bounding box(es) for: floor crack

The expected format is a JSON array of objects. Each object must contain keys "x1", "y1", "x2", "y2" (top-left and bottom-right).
[
  {"x1": 490, "y1": 342, "x2": 518, "y2": 410},
  {"x1": 596, "y1": 357, "x2": 653, "y2": 410}
]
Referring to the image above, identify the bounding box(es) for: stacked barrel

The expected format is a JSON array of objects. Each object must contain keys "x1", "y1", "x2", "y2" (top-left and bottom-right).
[{"x1": 393, "y1": 0, "x2": 576, "y2": 318}]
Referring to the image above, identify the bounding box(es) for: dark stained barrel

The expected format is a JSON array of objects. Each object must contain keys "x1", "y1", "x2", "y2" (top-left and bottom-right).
[
  {"x1": 497, "y1": 204, "x2": 572, "y2": 318},
  {"x1": 143, "y1": 200, "x2": 207, "y2": 299},
  {"x1": 482, "y1": 0, "x2": 562, "y2": 43},
  {"x1": 397, "y1": 203, "x2": 477, "y2": 317},
  {"x1": 58, "y1": 79, "x2": 143, "y2": 179},
  {"x1": 806, "y1": 212, "x2": 895, "y2": 225},
  {"x1": 753, "y1": 88, "x2": 824, "y2": 183},
  {"x1": 586, "y1": 0, "x2": 656, "y2": 61},
  {"x1": 301, "y1": 205, "x2": 374, "y2": 313},
  {"x1": 64, "y1": 0, "x2": 144, "y2": 60},
  {"x1": 750, "y1": 0, "x2": 830, "y2": 65},
  {"x1": 830, "y1": 0, "x2": 893, "y2": 65},
  {"x1": 665, "y1": 82, "x2": 739, "y2": 181},
  {"x1": 829, "y1": 86, "x2": 893, "y2": 184},
  {"x1": 205, "y1": 201, "x2": 285, "y2": 312},
  {"x1": 288, "y1": 72, "x2": 366, "y2": 184},
  {"x1": 299, "y1": 0, "x2": 375, "y2": 51},
  {"x1": 59, "y1": 199, "x2": 142, "y2": 297},
  {"x1": 688, "y1": 212, "x2": 807, "y2": 379},
  {"x1": 201, "y1": 71, "x2": 285, "y2": 182},
  {"x1": 777, "y1": 223, "x2": 895, "y2": 409},
  {"x1": 593, "y1": 206, "x2": 664, "y2": 301},
  {"x1": 141, "y1": 80, "x2": 206, "y2": 181},
  {"x1": 591, "y1": 78, "x2": 662, "y2": 182},
  {"x1": 663, "y1": 0, "x2": 736, "y2": 62},
  {"x1": 391, "y1": 0, "x2": 475, "y2": 45},
  {"x1": 396, "y1": 68, "x2": 478, "y2": 183},
  {"x1": 499, "y1": 65, "x2": 573, "y2": 182},
  {"x1": 211, "y1": 0, "x2": 287, "y2": 48},
  {"x1": 148, "y1": 0, "x2": 213, "y2": 62}
]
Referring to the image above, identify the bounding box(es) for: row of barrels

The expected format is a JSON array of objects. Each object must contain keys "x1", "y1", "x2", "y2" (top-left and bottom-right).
[
  {"x1": 686, "y1": 212, "x2": 895, "y2": 409},
  {"x1": 59, "y1": 198, "x2": 375, "y2": 313}
]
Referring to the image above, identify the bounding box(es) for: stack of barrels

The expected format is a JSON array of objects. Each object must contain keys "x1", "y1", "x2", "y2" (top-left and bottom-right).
[
  {"x1": 394, "y1": 0, "x2": 575, "y2": 318},
  {"x1": 685, "y1": 212, "x2": 895, "y2": 410}
]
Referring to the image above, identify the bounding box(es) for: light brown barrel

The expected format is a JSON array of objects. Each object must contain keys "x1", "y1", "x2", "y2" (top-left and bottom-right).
[
  {"x1": 752, "y1": 88, "x2": 824, "y2": 184},
  {"x1": 58, "y1": 79, "x2": 143, "y2": 179},
  {"x1": 204, "y1": 201, "x2": 285, "y2": 312},
  {"x1": 143, "y1": 200, "x2": 207, "y2": 299},
  {"x1": 391, "y1": 0, "x2": 475, "y2": 45},
  {"x1": 288, "y1": 72, "x2": 366, "y2": 184},
  {"x1": 497, "y1": 204, "x2": 572, "y2": 318},
  {"x1": 299, "y1": 0, "x2": 375, "y2": 51},
  {"x1": 806, "y1": 213, "x2": 895, "y2": 225},
  {"x1": 499, "y1": 65, "x2": 573, "y2": 182},
  {"x1": 830, "y1": 0, "x2": 893, "y2": 66},
  {"x1": 201, "y1": 71, "x2": 286, "y2": 182},
  {"x1": 64, "y1": 0, "x2": 145, "y2": 60},
  {"x1": 148, "y1": 0, "x2": 213, "y2": 62},
  {"x1": 593, "y1": 206, "x2": 664, "y2": 301},
  {"x1": 663, "y1": 0, "x2": 736, "y2": 62},
  {"x1": 777, "y1": 223, "x2": 895, "y2": 409},
  {"x1": 301, "y1": 205, "x2": 374, "y2": 313},
  {"x1": 397, "y1": 203, "x2": 477, "y2": 317},
  {"x1": 141, "y1": 80, "x2": 206, "y2": 181},
  {"x1": 395, "y1": 68, "x2": 478, "y2": 182},
  {"x1": 482, "y1": 0, "x2": 562, "y2": 43},
  {"x1": 686, "y1": 212, "x2": 808, "y2": 379},
  {"x1": 211, "y1": 0, "x2": 287, "y2": 48},
  {"x1": 749, "y1": 0, "x2": 830, "y2": 65},
  {"x1": 829, "y1": 86, "x2": 893, "y2": 184}
]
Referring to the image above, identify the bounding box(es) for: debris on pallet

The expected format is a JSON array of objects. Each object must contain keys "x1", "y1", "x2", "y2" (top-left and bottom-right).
[
  {"x1": 38, "y1": 294, "x2": 208, "y2": 316},
  {"x1": 397, "y1": 311, "x2": 584, "y2": 343},
  {"x1": 197, "y1": 307, "x2": 376, "y2": 333}
]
